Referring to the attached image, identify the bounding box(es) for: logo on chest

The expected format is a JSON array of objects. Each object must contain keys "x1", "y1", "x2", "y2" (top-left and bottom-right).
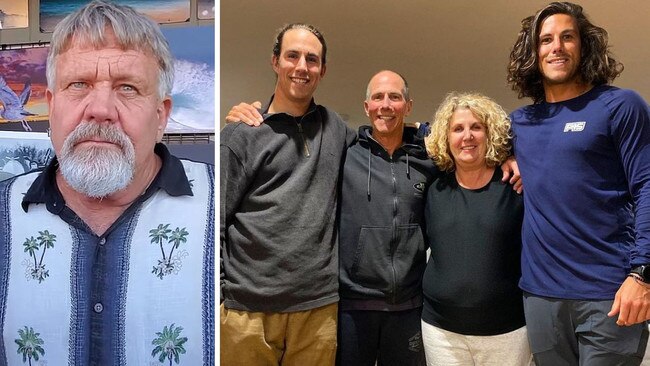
[
  {"x1": 563, "y1": 121, "x2": 586, "y2": 132},
  {"x1": 413, "y1": 182, "x2": 426, "y2": 193}
]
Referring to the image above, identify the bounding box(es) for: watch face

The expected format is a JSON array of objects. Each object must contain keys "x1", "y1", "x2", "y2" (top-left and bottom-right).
[
  {"x1": 632, "y1": 265, "x2": 650, "y2": 282},
  {"x1": 632, "y1": 266, "x2": 646, "y2": 280},
  {"x1": 642, "y1": 265, "x2": 650, "y2": 279}
]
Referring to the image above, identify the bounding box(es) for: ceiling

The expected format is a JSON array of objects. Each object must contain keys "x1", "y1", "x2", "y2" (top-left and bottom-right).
[{"x1": 220, "y1": 0, "x2": 650, "y2": 129}]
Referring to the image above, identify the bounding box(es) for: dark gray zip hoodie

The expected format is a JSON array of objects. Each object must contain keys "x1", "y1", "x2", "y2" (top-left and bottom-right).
[{"x1": 338, "y1": 125, "x2": 439, "y2": 311}]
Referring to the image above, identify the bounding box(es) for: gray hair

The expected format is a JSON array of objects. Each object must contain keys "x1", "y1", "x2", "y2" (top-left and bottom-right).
[{"x1": 46, "y1": 0, "x2": 174, "y2": 99}]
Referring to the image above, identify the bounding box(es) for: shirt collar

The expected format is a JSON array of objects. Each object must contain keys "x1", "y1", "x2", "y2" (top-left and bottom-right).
[
  {"x1": 21, "y1": 143, "x2": 193, "y2": 212},
  {"x1": 261, "y1": 94, "x2": 317, "y2": 118}
]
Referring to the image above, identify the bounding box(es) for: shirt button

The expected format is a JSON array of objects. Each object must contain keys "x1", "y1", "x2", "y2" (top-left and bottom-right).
[
  {"x1": 93, "y1": 302, "x2": 104, "y2": 313},
  {"x1": 98, "y1": 238, "x2": 106, "y2": 246}
]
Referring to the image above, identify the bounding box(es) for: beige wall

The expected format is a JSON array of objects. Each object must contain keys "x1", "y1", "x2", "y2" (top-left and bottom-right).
[{"x1": 221, "y1": 0, "x2": 650, "y2": 128}]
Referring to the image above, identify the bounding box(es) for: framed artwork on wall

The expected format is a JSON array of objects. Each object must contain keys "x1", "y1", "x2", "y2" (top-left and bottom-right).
[
  {"x1": 162, "y1": 25, "x2": 215, "y2": 133},
  {"x1": 40, "y1": 0, "x2": 191, "y2": 32},
  {"x1": 0, "y1": 46, "x2": 49, "y2": 132},
  {"x1": 0, "y1": 131, "x2": 52, "y2": 181},
  {"x1": 197, "y1": 0, "x2": 214, "y2": 20},
  {"x1": 0, "y1": 0, "x2": 29, "y2": 29}
]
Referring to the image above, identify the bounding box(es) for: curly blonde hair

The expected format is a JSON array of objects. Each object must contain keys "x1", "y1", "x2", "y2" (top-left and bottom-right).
[{"x1": 425, "y1": 92, "x2": 512, "y2": 172}]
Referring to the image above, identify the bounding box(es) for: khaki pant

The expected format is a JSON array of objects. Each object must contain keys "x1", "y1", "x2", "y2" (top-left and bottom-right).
[{"x1": 220, "y1": 302, "x2": 338, "y2": 366}]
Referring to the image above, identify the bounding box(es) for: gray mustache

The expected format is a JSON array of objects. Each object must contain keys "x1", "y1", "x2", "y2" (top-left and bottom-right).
[{"x1": 68, "y1": 121, "x2": 131, "y2": 150}]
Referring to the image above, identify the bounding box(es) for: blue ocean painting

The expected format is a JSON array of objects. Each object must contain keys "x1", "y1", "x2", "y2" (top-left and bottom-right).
[
  {"x1": 40, "y1": 0, "x2": 190, "y2": 32},
  {"x1": 162, "y1": 25, "x2": 215, "y2": 133}
]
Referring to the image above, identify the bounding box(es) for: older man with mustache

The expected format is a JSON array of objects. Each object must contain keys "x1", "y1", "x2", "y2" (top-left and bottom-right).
[{"x1": 0, "y1": 1, "x2": 214, "y2": 365}]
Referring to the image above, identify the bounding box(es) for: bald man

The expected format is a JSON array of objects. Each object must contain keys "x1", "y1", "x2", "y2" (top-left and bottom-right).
[{"x1": 336, "y1": 70, "x2": 434, "y2": 366}]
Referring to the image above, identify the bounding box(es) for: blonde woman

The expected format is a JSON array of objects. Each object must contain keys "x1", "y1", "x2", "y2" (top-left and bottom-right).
[{"x1": 421, "y1": 92, "x2": 532, "y2": 366}]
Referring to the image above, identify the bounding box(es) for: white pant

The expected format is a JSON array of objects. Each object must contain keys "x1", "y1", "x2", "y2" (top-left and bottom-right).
[{"x1": 421, "y1": 320, "x2": 533, "y2": 366}]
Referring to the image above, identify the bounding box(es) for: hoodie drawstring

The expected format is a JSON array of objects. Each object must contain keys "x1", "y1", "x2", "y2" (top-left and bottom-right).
[
  {"x1": 406, "y1": 151, "x2": 410, "y2": 178},
  {"x1": 368, "y1": 148, "x2": 412, "y2": 200},
  {"x1": 367, "y1": 148, "x2": 372, "y2": 200}
]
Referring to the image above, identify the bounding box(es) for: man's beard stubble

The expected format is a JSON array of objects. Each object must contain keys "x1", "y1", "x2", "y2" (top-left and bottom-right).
[{"x1": 58, "y1": 121, "x2": 136, "y2": 198}]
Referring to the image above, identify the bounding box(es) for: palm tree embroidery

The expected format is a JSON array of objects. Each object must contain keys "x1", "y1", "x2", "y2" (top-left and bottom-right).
[
  {"x1": 151, "y1": 324, "x2": 188, "y2": 365},
  {"x1": 150, "y1": 224, "x2": 190, "y2": 279},
  {"x1": 22, "y1": 230, "x2": 56, "y2": 283},
  {"x1": 15, "y1": 326, "x2": 45, "y2": 366}
]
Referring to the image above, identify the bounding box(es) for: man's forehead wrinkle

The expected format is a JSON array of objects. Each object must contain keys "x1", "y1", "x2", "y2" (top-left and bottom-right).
[
  {"x1": 70, "y1": 52, "x2": 139, "y2": 78},
  {"x1": 74, "y1": 47, "x2": 140, "y2": 59}
]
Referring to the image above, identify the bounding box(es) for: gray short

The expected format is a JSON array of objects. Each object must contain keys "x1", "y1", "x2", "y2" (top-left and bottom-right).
[{"x1": 523, "y1": 293, "x2": 648, "y2": 366}]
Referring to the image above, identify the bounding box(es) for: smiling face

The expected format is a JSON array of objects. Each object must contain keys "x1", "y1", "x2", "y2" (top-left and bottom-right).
[
  {"x1": 537, "y1": 13, "x2": 582, "y2": 89},
  {"x1": 271, "y1": 28, "x2": 325, "y2": 109},
  {"x1": 448, "y1": 108, "x2": 487, "y2": 170},
  {"x1": 47, "y1": 28, "x2": 171, "y2": 197},
  {"x1": 364, "y1": 71, "x2": 412, "y2": 139}
]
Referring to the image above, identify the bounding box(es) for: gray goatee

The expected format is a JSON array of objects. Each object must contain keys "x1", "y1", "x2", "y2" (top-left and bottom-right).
[{"x1": 58, "y1": 121, "x2": 136, "y2": 198}]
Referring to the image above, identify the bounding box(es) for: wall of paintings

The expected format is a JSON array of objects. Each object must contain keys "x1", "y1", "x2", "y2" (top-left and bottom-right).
[
  {"x1": 0, "y1": 0, "x2": 215, "y2": 171},
  {"x1": 0, "y1": 0, "x2": 214, "y2": 43}
]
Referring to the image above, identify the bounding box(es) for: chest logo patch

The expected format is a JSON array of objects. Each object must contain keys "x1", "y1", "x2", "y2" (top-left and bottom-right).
[
  {"x1": 563, "y1": 121, "x2": 586, "y2": 132},
  {"x1": 413, "y1": 182, "x2": 426, "y2": 193}
]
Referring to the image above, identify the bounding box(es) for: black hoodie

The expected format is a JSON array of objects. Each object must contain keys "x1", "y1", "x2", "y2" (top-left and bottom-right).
[{"x1": 338, "y1": 125, "x2": 439, "y2": 311}]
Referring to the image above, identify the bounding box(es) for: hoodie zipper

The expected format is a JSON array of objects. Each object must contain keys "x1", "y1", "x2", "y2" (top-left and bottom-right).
[
  {"x1": 366, "y1": 132, "x2": 404, "y2": 303},
  {"x1": 296, "y1": 121, "x2": 311, "y2": 157},
  {"x1": 362, "y1": 129, "x2": 425, "y2": 304},
  {"x1": 389, "y1": 154, "x2": 398, "y2": 304}
]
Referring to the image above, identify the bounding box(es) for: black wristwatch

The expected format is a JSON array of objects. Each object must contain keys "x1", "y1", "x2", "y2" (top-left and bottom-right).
[{"x1": 630, "y1": 265, "x2": 650, "y2": 283}]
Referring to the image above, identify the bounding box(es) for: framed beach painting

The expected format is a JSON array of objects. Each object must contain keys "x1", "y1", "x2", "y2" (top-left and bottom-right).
[
  {"x1": 40, "y1": 0, "x2": 191, "y2": 32},
  {"x1": 0, "y1": 0, "x2": 29, "y2": 29},
  {"x1": 0, "y1": 46, "x2": 49, "y2": 132}
]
